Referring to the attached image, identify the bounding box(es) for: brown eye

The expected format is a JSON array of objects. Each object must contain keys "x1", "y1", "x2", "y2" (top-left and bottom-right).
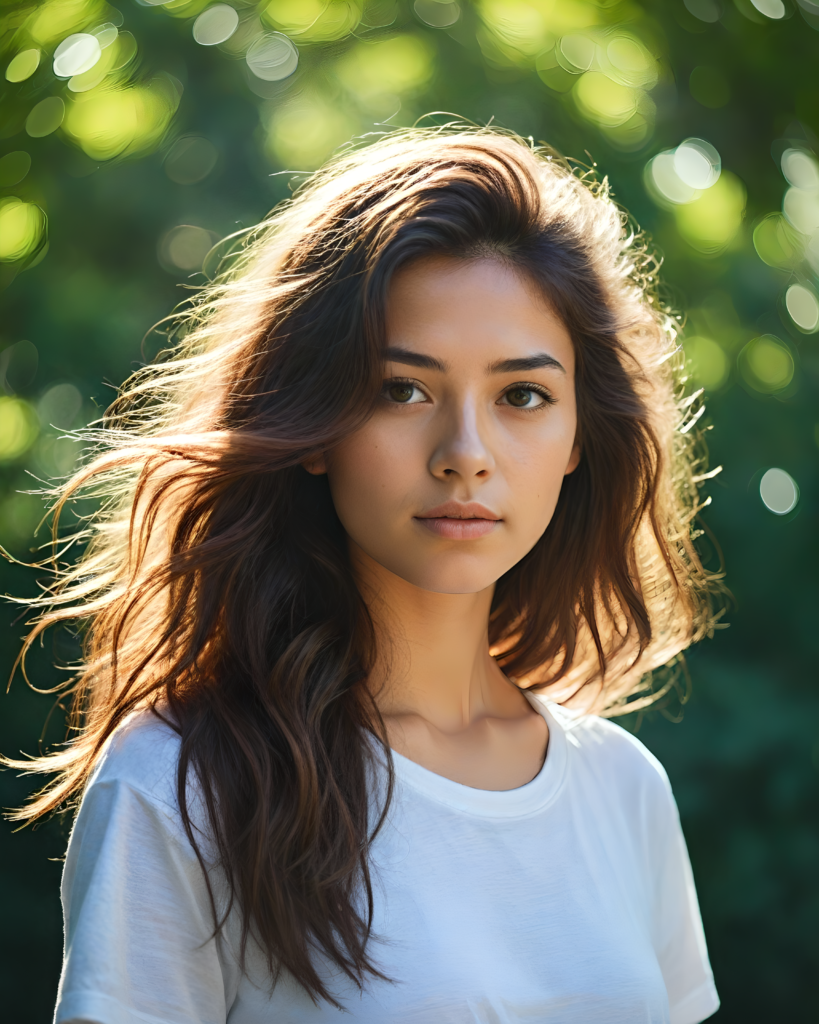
[
  {"x1": 388, "y1": 383, "x2": 416, "y2": 403},
  {"x1": 500, "y1": 384, "x2": 553, "y2": 409},
  {"x1": 506, "y1": 388, "x2": 535, "y2": 408}
]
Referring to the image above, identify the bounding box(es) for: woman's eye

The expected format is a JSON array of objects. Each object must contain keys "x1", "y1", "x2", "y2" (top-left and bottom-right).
[
  {"x1": 383, "y1": 381, "x2": 426, "y2": 404},
  {"x1": 501, "y1": 386, "x2": 552, "y2": 409}
]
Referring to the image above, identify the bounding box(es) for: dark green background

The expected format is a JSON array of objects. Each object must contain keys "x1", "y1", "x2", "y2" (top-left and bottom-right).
[{"x1": 1, "y1": 0, "x2": 817, "y2": 1019}]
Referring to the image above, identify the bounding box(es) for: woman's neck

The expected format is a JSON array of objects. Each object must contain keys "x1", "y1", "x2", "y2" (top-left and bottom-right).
[
  {"x1": 351, "y1": 542, "x2": 537, "y2": 740},
  {"x1": 353, "y1": 542, "x2": 548, "y2": 790}
]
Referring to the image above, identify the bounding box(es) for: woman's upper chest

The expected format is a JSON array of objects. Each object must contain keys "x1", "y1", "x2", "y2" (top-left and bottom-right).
[
  {"x1": 229, "y1": 790, "x2": 665, "y2": 1024},
  {"x1": 383, "y1": 703, "x2": 549, "y2": 791}
]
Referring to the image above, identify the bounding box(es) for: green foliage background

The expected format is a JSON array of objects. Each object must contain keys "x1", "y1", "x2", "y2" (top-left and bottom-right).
[{"x1": 1, "y1": 0, "x2": 817, "y2": 1019}]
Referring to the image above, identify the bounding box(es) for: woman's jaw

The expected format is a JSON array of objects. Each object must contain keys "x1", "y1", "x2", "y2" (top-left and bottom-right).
[{"x1": 304, "y1": 255, "x2": 580, "y2": 597}]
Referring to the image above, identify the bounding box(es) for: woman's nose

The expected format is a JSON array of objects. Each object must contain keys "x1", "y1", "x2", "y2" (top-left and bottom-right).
[{"x1": 428, "y1": 398, "x2": 496, "y2": 481}]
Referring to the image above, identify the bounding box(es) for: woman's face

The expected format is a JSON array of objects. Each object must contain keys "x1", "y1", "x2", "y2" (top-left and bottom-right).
[{"x1": 307, "y1": 256, "x2": 580, "y2": 595}]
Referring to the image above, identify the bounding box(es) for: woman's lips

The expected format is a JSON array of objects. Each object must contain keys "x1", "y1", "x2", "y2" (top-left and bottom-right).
[
  {"x1": 416, "y1": 517, "x2": 499, "y2": 539},
  {"x1": 414, "y1": 501, "x2": 501, "y2": 540}
]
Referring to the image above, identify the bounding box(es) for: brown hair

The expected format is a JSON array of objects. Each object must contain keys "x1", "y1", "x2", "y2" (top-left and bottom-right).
[{"x1": 4, "y1": 126, "x2": 720, "y2": 1006}]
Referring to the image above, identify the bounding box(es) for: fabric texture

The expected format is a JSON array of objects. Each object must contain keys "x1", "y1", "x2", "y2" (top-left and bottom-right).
[{"x1": 54, "y1": 696, "x2": 719, "y2": 1024}]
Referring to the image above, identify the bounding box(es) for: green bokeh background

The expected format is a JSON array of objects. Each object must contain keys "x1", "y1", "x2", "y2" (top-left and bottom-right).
[{"x1": 1, "y1": 0, "x2": 818, "y2": 1020}]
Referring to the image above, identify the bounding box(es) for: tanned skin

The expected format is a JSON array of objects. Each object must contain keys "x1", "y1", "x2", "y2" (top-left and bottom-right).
[{"x1": 305, "y1": 257, "x2": 580, "y2": 791}]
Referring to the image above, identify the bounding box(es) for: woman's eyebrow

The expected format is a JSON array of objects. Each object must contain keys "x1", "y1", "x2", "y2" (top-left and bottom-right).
[
  {"x1": 383, "y1": 347, "x2": 448, "y2": 371},
  {"x1": 489, "y1": 354, "x2": 566, "y2": 374},
  {"x1": 382, "y1": 348, "x2": 565, "y2": 375}
]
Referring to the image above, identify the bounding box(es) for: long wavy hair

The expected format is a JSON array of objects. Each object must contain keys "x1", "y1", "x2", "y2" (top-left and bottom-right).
[{"x1": 5, "y1": 127, "x2": 720, "y2": 1006}]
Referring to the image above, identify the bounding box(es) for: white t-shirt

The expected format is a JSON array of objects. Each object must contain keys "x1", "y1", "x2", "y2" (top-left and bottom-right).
[{"x1": 54, "y1": 696, "x2": 719, "y2": 1024}]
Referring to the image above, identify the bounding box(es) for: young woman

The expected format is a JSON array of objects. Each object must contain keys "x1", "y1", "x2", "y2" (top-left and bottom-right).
[{"x1": 9, "y1": 128, "x2": 721, "y2": 1022}]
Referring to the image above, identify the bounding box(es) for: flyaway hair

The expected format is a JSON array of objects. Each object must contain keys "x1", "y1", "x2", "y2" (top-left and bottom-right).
[{"x1": 4, "y1": 126, "x2": 722, "y2": 1007}]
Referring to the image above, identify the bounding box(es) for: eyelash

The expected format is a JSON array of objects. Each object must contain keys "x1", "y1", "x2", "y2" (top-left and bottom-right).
[
  {"x1": 380, "y1": 377, "x2": 557, "y2": 409},
  {"x1": 503, "y1": 381, "x2": 557, "y2": 410}
]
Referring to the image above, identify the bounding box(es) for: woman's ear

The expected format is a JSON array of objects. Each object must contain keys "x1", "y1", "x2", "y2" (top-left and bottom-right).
[
  {"x1": 302, "y1": 454, "x2": 328, "y2": 476},
  {"x1": 564, "y1": 440, "x2": 582, "y2": 476}
]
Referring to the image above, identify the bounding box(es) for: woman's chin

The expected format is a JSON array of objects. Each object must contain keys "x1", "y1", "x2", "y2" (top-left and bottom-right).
[{"x1": 375, "y1": 560, "x2": 504, "y2": 597}]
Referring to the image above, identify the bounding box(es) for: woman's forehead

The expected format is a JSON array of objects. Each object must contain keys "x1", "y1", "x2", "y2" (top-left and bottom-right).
[{"x1": 384, "y1": 257, "x2": 574, "y2": 373}]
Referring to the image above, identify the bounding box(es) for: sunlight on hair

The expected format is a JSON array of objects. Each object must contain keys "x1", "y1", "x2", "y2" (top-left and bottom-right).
[{"x1": 759, "y1": 468, "x2": 798, "y2": 515}]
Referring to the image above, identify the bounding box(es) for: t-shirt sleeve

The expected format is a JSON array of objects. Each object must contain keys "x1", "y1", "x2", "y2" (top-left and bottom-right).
[
  {"x1": 646, "y1": 763, "x2": 719, "y2": 1024},
  {"x1": 55, "y1": 774, "x2": 238, "y2": 1024}
]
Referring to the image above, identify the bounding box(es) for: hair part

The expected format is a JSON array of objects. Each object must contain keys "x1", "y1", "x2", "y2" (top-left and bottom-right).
[{"x1": 3, "y1": 125, "x2": 722, "y2": 1007}]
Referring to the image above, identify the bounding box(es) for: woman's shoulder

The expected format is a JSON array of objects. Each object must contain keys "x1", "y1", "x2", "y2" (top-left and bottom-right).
[
  {"x1": 544, "y1": 699, "x2": 673, "y2": 795},
  {"x1": 88, "y1": 708, "x2": 184, "y2": 814}
]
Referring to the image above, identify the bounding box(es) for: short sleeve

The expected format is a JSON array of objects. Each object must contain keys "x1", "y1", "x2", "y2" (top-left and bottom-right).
[
  {"x1": 55, "y1": 774, "x2": 238, "y2": 1024},
  {"x1": 646, "y1": 767, "x2": 719, "y2": 1024}
]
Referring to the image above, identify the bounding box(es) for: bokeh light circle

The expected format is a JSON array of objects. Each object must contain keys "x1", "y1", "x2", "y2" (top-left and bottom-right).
[
  {"x1": 683, "y1": 0, "x2": 720, "y2": 22},
  {"x1": 785, "y1": 284, "x2": 819, "y2": 332},
  {"x1": 781, "y1": 149, "x2": 819, "y2": 191},
  {"x1": 164, "y1": 136, "x2": 219, "y2": 185},
  {"x1": 673, "y1": 138, "x2": 721, "y2": 190},
  {"x1": 25, "y1": 96, "x2": 65, "y2": 138},
  {"x1": 5, "y1": 49, "x2": 40, "y2": 83},
  {"x1": 246, "y1": 33, "x2": 298, "y2": 81},
  {"x1": 158, "y1": 225, "x2": 218, "y2": 273},
  {"x1": 0, "y1": 397, "x2": 39, "y2": 462},
  {"x1": 193, "y1": 5, "x2": 240, "y2": 46},
  {"x1": 38, "y1": 383, "x2": 83, "y2": 430},
  {"x1": 0, "y1": 151, "x2": 31, "y2": 188},
  {"x1": 684, "y1": 335, "x2": 730, "y2": 390},
  {"x1": 92, "y1": 23, "x2": 119, "y2": 49},
  {"x1": 738, "y1": 335, "x2": 794, "y2": 393},
  {"x1": 0, "y1": 198, "x2": 45, "y2": 262},
  {"x1": 759, "y1": 468, "x2": 798, "y2": 515},
  {"x1": 751, "y1": 0, "x2": 786, "y2": 17},
  {"x1": 645, "y1": 150, "x2": 700, "y2": 205},
  {"x1": 53, "y1": 34, "x2": 102, "y2": 78},
  {"x1": 783, "y1": 187, "x2": 819, "y2": 235},
  {"x1": 560, "y1": 34, "x2": 596, "y2": 72},
  {"x1": 413, "y1": 0, "x2": 460, "y2": 27}
]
